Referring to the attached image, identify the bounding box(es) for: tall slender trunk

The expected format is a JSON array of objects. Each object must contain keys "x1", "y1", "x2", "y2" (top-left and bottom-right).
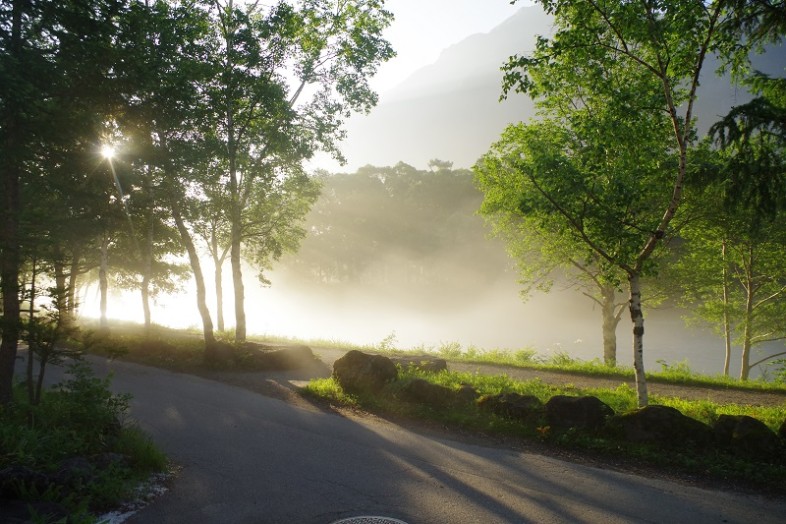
[
  {"x1": 52, "y1": 260, "x2": 68, "y2": 310},
  {"x1": 228, "y1": 122, "x2": 246, "y2": 341},
  {"x1": 99, "y1": 236, "x2": 109, "y2": 330},
  {"x1": 0, "y1": 0, "x2": 24, "y2": 405},
  {"x1": 213, "y1": 236, "x2": 225, "y2": 332},
  {"x1": 628, "y1": 272, "x2": 648, "y2": 407},
  {"x1": 141, "y1": 168, "x2": 154, "y2": 334},
  {"x1": 740, "y1": 245, "x2": 754, "y2": 381},
  {"x1": 230, "y1": 209, "x2": 245, "y2": 341},
  {"x1": 600, "y1": 284, "x2": 618, "y2": 367},
  {"x1": 66, "y1": 249, "x2": 81, "y2": 318},
  {"x1": 170, "y1": 197, "x2": 216, "y2": 354},
  {"x1": 721, "y1": 239, "x2": 732, "y2": 377},
  {"x1": 26, "y1": 253, "x2": 38, "y2": 406}
]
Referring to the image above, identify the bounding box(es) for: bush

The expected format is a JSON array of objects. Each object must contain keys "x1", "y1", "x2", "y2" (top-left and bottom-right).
[{"x1": 0, "y1": 360, "x2": 166, "y2": 519}]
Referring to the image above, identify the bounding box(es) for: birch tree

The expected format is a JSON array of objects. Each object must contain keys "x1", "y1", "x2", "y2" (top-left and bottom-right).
[{"x1": 482, "y1": 0, "x2": 758, "y2": 406}]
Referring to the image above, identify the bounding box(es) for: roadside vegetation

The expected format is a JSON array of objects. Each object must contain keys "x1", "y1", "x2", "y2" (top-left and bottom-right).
[
  {"x1": 0, "y1": 358, "x2": 168, "y2": 522},
  {"x1": 303, "y1": 367, "x2": 786, "y2": 494}
]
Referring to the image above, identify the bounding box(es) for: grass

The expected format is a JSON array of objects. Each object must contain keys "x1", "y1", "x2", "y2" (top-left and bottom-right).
[
  {"x1": 302, "y1": 367, "x2": 786, "y2": 492},
  {"x1": 81, "y1": 322, "x2": 786, "y2": 394}
]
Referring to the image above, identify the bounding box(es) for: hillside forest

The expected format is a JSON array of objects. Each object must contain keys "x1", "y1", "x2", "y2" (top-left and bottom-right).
[{"x1": 1, "y1": 0, "x2": 785, "y2": 409}]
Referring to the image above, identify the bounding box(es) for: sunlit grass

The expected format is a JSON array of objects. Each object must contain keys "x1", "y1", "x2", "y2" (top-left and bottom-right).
[
  {"x1": 80, "y1": 320, "x2": 786, "y2": 394},
  {"x1": 300, "y1": 377, "x2": 360, "y2": 407},
  {"x1": 305, "y1": 367, "x2": 786, "y2": 491}
]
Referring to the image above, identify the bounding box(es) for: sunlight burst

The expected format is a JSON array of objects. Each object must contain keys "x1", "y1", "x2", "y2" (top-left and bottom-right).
[{"x1": 100, "y1": 144, "x2": 116, "y2": 160}]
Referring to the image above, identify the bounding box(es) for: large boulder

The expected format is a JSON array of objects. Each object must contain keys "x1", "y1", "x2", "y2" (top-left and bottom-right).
[
  {"x1": 614, "y1": 405, "x2": 713, "y2": 447},
  {"x1": 333, "y1": 350, "x2": 398, "y2": 394},
  {"x1": 545, "y1": 395, "x2": 613, "y2": 431},
  {"x1": 478, "y1": 392, "x2": 543, "y2": 422},
  {"x1": 390, "y1": 355, "x2": 448, "y2": 373},
  {"x1": 398, "y1": 378, "x2": 455, "y2": 407},
  {"x1": 714, "y1": 414, "x2": 781, "y2": 457}
]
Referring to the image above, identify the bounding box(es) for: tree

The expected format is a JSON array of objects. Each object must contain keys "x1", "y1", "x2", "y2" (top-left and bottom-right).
[
  {"x1": 0, "y1": 0, "x2": 125, "y2": 404},
  {"x1": 482, "y1": 0, "x2": 757, "y2": 406},
  {"x1": 202, "y1": 0, "x2": 393, "y2": 341},
  {"x1": 478, "y1": 198, "x2": 629, "y2": 366},
  {"x1": 113, "y1": 0, "x2": 220, "y2": 348}
]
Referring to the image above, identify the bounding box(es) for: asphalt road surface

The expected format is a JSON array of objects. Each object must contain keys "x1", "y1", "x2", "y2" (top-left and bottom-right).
[{"x1": 26, "y1": 355, "x2": 786, "y2": 524}]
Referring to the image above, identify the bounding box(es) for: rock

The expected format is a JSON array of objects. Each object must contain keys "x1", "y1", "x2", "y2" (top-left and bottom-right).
[
  {"x1": 715, "y1": 414, "x2": 781, "y2": 457},
  {"x1": 779, "y1": 419, "x2": 786, "y2": 440},
  {"x1": 398, "y1": 378, "x2": 455, "y2": 407},
  {"x1": 242, "y1": 344, "x2": 316, "y2": 370},
  {"x1": 390, "y1": 355, "x2": 448, "y2": 373},
  {"x1": 615, "y1": 405, "x2": 713, "y2": 446},
  {"x1": 478, "y1": 392, "x2": 543, "y2": 421},
  {"x1": 333, "y1": 350, "x2": 398, "y2": 394},
  {"x1": 456, "y1": 383, "x2": 479, "y2": 404},
  {"x1": 0, "y1": 499, "x2": 69, "y2": 524},
  {"x1": 545, "y1": 395, "x2": 613, "y2": 430}
]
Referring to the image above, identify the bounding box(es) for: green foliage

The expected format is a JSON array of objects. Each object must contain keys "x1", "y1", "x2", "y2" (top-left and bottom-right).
[
  {"x1": 377, "y1": 332, "x2": 399, "y2": 352},
  {"x1": 301, "y1": 377, "x2": 359, "y2": 407},
  {"x1": 0, "y1": 362, "x2": 167, "y2": 518}
]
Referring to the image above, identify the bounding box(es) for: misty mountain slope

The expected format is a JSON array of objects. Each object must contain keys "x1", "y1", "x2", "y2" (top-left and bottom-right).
[
  {"x1": 339, "y1": 6, "x2": 551, "y2": 170},
  {"x1": 338, "y1": 6, "x2": 785, "y2": 171}
]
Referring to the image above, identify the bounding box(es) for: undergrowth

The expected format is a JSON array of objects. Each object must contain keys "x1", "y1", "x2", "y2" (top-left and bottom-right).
[{"x1": 1, "y1": 360, "x2": 168, "y2": 521}]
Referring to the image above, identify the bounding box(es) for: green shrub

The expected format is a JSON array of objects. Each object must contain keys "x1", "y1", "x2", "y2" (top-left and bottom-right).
[{"x1": 1, "y1": 360, "x2": 166, "y2": 519}]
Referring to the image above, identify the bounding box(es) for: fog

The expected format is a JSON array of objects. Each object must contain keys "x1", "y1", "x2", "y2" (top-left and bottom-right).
[{"x1": 82, "y1": 237, "x2": 783, "y2": 381}]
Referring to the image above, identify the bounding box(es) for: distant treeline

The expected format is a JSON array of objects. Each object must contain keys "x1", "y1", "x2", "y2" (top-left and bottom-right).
[{"x1": 280, "y1": 162, "x2": 510, "y2": 289}]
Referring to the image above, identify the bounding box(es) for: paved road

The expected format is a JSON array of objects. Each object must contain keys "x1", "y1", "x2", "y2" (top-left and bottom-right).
[{"x1": 26, "y1": 355, "x2": 786, "y2": 524}]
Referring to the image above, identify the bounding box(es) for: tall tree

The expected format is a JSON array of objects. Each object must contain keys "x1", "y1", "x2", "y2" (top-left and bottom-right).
[
  {"x1": 482, "y1": 0, "x2": 758, "y2": 406},
  {"x1": 0, "y1": 0, "x2": 124, "y2": 404},
  {"x1": 202, "y1": 0, "x2": 393, "y2": 341}
]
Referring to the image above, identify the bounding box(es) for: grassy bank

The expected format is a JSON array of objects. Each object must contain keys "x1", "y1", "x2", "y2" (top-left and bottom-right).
[{"x1": 303, "y1": 368, "x2": 786, "y2": 493}]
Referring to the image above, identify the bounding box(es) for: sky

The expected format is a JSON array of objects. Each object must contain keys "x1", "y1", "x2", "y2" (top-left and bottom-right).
[{"x1": 371, "y1": 0, "x2": 532, "y2": 93}]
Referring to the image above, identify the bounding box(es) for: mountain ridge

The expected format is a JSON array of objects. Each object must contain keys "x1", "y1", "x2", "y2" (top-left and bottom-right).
[{"x1": 330, "y1": 5, "x2": 785, "y2": 172}]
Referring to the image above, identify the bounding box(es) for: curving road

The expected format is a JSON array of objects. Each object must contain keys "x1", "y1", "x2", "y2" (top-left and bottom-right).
[{"x1": 26, "y1": 355, "x2": 786, "y2": 524}]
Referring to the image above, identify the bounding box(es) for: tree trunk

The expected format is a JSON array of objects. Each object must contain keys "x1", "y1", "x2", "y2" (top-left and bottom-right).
[
  {"x1": 721, "y1": 239, "x2": 732, "y2": 377},
  {"x1": 26, "y1": 253, "x2": 38, "y2": 406},
  {"x1": 141, "y1": 169, "x2": 155, "y2": 334},
  {"x1": 628, "y1": 272, "x2": 648, "y2": 407},
  {"x1": 99, "y1": 236, "x2": 109, "y2": 331},
  {"x1": 0, "y1": 0, "x2": 24, "y2": 405},
  {"x1": 170, "y1": 197, "x2": 217, "y2": 355},
  {"x1": 230, "y1": 214, "x2": 246, "y2": 341},
  {"x1": 740, "y1": 245, "x2": 754, "y2": 381},
  {"x1": 66, "y1": 249, "x2": 81, "y2": 317},
  {"x1": 600, "y1": 284, "x2": 618, "y2": 367},
  {"x1": 53, "y1": 259, "x2": 68, "y2": 311},
  {"x1": 213, "y1": 249, "x2": 225, "y2": 332}
]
